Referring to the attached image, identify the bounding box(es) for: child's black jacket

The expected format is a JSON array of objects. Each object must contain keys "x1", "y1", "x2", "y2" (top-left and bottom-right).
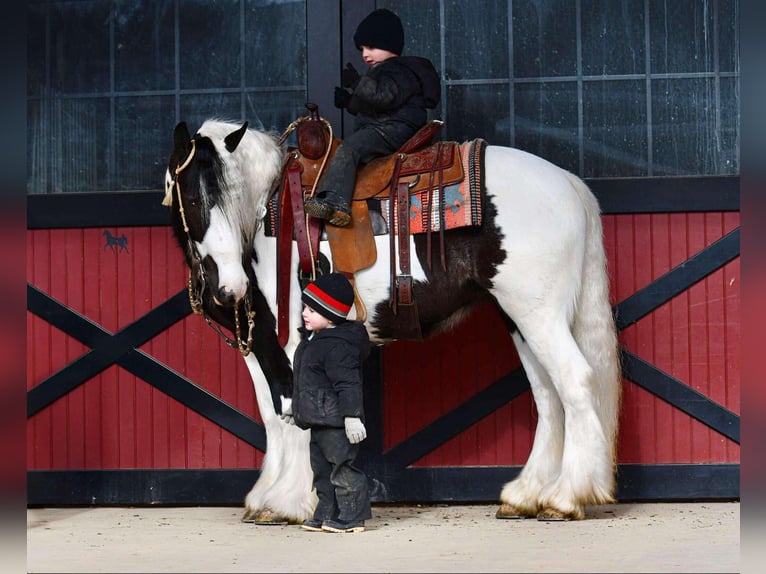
[
  {"x1": 291, "y1": 321, "x2": 371, "y2": 430},
  {"x1": 349, "y1": 56, "x2": 441, "y2": 131}
]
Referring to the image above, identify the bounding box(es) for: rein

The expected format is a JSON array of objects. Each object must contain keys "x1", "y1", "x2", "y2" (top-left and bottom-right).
[{"x1": 164, "y1": 139, "x2": 256, "y2": 357}]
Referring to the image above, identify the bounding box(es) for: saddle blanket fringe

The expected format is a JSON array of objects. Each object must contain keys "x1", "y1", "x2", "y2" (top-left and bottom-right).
[{"x1": 380, "y1": 138, "x2": 486, "y2": 234}]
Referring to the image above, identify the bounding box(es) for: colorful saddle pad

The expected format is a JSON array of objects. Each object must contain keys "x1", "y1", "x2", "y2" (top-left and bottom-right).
[{"x1": 379, "y1": 139, "x2": 486, "y2": 234}]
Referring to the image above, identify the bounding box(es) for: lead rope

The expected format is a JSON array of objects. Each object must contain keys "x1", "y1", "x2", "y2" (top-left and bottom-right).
[{"x1": 164, "y1": 138, "x2": 255, "y2": 357}]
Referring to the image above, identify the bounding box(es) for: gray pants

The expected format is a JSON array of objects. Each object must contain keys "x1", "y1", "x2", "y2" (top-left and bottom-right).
[
  {"x1": 309, "y1": 427, "x2": 371, "y2": 524},
  {"x1": 318, "y1": 122, "x2": 417, "y2": 207}
]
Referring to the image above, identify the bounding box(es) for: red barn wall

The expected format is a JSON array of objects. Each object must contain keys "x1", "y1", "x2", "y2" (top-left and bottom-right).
[{"x1": 26, "y1": 212, "x2": 740, "y2": 473}]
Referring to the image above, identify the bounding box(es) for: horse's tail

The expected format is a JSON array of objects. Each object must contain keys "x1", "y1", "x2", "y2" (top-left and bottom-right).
[{"x1": 566, "y1": 172, "x2": 622, "y2": 465}]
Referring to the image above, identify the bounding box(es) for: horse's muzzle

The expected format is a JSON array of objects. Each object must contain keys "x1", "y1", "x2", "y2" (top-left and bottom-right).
[{"x1": 214, "y1": 284, "x2": 247, "y2": 307}]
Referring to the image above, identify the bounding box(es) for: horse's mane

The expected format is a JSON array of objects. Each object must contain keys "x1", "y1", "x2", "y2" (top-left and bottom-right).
[{"x1": 197, "y1": 119, "x2": 283, "y2": 246}]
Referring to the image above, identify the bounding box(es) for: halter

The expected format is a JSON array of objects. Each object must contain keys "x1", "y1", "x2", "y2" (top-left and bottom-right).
[{"x1": 164, "y1": 139, "x2": 256, "y2": 357}]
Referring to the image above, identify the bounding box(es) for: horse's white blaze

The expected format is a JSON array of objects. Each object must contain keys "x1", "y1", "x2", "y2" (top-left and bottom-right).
[{"x1": 198, "y1": 207, "x2": 249, "y2": 302}]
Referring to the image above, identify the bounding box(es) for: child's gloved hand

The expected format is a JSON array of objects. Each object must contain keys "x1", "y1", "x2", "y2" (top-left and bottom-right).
[
  {"x1": 334, "y1": 86, "x2": 351, "y2": 109},
  {"x1": 344, "y1": 417, "x2": 367, "y2": 444},
  {"x1": 280, "y1": 396, "x2": 295, "y2": 425},
  {"x1": 340, "y1": 62, "x2": 361, "y2": 89}
]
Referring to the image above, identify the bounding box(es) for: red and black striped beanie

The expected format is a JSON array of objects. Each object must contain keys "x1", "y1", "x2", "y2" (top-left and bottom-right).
[{"x1": 301, "y1": 273, "x2": 354, "y2": 323}]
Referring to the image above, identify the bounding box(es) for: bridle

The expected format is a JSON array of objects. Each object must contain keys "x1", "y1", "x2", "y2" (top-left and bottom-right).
[{"x1": 163, "y1": 139, "x2": 256, "y2": 357}]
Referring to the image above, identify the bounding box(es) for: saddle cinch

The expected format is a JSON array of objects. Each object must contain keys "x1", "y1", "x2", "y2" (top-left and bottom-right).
[{"x1": 277, "y1": 103, "x2": 465, "y2": 340}]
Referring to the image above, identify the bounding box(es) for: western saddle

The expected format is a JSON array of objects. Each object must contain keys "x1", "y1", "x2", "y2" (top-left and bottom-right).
[{"x1": 275, "y1": 104, "x2": 465, "y2": 343}]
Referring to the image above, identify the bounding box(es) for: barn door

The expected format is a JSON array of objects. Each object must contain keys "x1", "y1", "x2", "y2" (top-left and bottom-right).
[{"x1": 27, "y1": 0, "x2": 739, "y2": 505}]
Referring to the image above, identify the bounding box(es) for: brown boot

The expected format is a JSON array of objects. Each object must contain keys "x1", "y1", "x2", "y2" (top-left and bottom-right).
[{"x1": 304, "y1": 193, "x2": 351, "y2": 227}]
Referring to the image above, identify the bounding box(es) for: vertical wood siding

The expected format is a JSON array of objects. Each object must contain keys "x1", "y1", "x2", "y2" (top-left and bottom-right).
[
  {"x1": 27, "y1": 213, "x2": 740, "y2": 471},
  {"x1": 27, "y1": 227, "x2": 264, "y2": 471},
  {"x1": 603, "y1": 212, "x2": 740, "y2": 464}
]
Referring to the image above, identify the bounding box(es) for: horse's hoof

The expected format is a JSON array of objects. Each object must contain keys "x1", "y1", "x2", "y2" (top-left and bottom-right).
[
  {"x1": 249, "y1": 508, "x2": 290, "y2": 525},
  {"x1": 242, "y1": 508, "x2": 290, "y2": 526},
  {"x1": 495, "y1": 503, "x2": 533, "y2": 519},
  {"x1": 536, "y1": 508, "x2": 574, "y2": 522}
]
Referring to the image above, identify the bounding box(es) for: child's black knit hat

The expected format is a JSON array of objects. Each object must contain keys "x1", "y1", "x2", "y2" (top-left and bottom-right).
[
  {"x1": 302, "y1": 273, "x2": 354, "y2": 324},
  {"x1": 353, "y1": 8, "x2": 404, "y2": 55}
]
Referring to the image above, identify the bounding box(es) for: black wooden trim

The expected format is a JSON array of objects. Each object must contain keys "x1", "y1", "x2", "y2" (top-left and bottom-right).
[
  {"x1": 615, "y1": 228, "x2": 741, "y2": 330},
  {"x1": 27, "y1": 191, "x2": 170, "y2": 229},
  {"x1": 116, "y1": 350, "x2": 267, "y2": 452},
  {"x1": 615, "y1": 463, "x2": 740, "y2": 501},
  {"x1": 26, "y1": 176, "x2": 739, "y2": 229},
  {"x1": 27, "y1": 464, "x2": 739, "y2": 506},
  {"x1": 587, "y1": 175, "x2": 739, "y2": 214},
  {"x1": 339, "y1": 0, "x2": 376, "y2": 137},
  {"x1": 27, "y1": 469, "x2": 261, "y2": 506},
  {"x1": 358, "y1": 347, "x2": 385, "y2": 466},
  {"x1": 306, "y1": 0, "x2": 342, "y2": 134},
  {"x1": 621, "y1": 350, "x2": 740, "y2": 443},
  {"x1": 27, "y1": 285, "x2": 266, "y2": 451},
  {"x1": 27, "y1": 285, "x2": 191, "y2": 414}
]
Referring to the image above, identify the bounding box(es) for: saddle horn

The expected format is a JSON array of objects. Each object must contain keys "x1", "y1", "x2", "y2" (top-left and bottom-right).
[
  {"x1": 224, "y1": 121, "x2": 249, "y2": 153},
  {"x1": 296, "y1": 103, "x2": 329, "y2": 160}
]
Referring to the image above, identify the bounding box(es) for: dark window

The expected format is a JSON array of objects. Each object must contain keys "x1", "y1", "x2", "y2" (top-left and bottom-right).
[
  {"x1": 384, "y1": 0, "x2": 739, "y2": 178},
  {"x1": 27, "y1": 0, "x2": 739, "y2": 194},
  {"x1": 27, "y1": 0, "x2": 308, "y2": 194}
]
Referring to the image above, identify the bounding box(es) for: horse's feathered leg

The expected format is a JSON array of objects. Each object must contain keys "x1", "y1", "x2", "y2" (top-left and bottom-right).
[
  {"x1": 530, "y1": 171, "x2": 620, "y2": 520},
  {"x1": 518, "y1": 319, "x2": 612, "y2": 520},
  {"x1": 485, "y1": 146, "x2": 619, "y2": 520},
  {"x1": 497, "y1": 331, "x2": 564, "y2": 519},
  {"x1": 241, "y1": 354, "x2": 316, "y2": 524}
]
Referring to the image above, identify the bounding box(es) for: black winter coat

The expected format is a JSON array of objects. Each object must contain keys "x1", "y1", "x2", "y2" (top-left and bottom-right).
[
  {"x1": 291, "y1": 321, "x2": 371, "y2": 430},
  {"x1": 348, "y1": 56, "x2": 441, "y2": 132}
]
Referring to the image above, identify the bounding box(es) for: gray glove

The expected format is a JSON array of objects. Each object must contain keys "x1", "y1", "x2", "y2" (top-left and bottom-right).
[
  {"x1": 344, "y1": 417, "x2": 366, "y2": 444},
  {"x1": 280, "y1": 396, "x2": 295, "y2": 426}
]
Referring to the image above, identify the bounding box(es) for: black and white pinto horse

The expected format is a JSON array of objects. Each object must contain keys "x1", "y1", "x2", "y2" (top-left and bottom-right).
[{"x1": 164, "y1": 118, "x2": 621, "y2": 522}]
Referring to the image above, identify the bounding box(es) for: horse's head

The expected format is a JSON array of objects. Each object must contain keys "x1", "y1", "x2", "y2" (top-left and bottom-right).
[{"x1": 165, "y1": 120, "x2": 257, "y2": 308}]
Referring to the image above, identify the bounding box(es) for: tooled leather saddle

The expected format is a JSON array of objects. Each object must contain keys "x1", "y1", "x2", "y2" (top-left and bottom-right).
[{"x1": 274, "y1": 104, "x2": 466, "y2": 342}]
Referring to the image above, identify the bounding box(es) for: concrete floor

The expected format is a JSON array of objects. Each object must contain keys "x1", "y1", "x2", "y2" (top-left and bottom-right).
[{"x1": 27, "y1": 501, "x2": 740, "y2": 573}]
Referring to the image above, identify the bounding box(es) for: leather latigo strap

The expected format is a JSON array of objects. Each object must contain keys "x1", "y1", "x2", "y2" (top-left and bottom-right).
[
  {"x1": 287, "y1": 161, "x2": 320, "y2": 277},
  {"x1": 276, "y1": 164, "x2": 295, "y2": 348},
  {"x1": 388, "y1": 156, "x2": 404, "y2": 314},
  {"x1": 396, "y1": 180, "x2": 414, "y2": 310},
  {"x1": 277, "y1": 158, "x2": 321, "y2": 347},
  {"x1": 396, "y1": 180, "x2": 411, "y2": 290},
  {"x1": 386, "y1": 155, "x2": 423, "y2": 339}
]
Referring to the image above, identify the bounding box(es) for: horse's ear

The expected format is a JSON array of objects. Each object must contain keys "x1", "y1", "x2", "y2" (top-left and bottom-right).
[
  {"x1": 224, "y1": 121, "x2": 249, "y2": 153},
  {"x1": 174, "y1": 121, "x2": 191, "y2": 153}
]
